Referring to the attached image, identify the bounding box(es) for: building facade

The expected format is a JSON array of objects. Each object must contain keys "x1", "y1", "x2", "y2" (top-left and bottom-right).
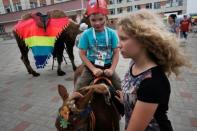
[
  {"x1": 0, "y1": 0, "x2": 187, "y2": 34},
  {"x1": 0, "y1": 0, "x2": 86, "y2": 34},
  {"x1": 0, "y1": 0, "x2": 75, "y2": 14},
  {"x1": 107, "y1": 0, "x2": 187, "y2": 26}
]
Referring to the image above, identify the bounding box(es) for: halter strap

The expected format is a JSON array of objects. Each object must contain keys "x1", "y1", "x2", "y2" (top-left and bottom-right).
[{"x1": 90, "y1": 112, "x2": 96, "y2": 131}]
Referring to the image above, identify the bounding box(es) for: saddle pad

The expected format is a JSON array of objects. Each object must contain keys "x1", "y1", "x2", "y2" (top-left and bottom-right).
[{"x1": 14, "y1": 17, "x2": 70, "y2": 68}]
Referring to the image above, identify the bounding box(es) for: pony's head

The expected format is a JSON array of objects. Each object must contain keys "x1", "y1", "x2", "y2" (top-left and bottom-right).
[
  {"x1": 56, "y1": 84, "x2": 93, "y2": 130},
  {"x1": 55, "y1": 84, "x2": 109, "y2": 131}
]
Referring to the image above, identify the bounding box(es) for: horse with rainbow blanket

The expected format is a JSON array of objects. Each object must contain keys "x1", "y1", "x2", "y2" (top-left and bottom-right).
[{"x1": 13, "y1": 10, "x2": 88, "y2": 76}]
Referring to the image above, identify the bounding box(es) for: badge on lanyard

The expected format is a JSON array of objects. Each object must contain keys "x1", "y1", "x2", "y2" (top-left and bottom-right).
[
  {"x1": 95, "y1": 51, "x2": 107, "y2": 67},
  {"x1": 93, "y1": 27, "x2": 108, "y2": 67}
]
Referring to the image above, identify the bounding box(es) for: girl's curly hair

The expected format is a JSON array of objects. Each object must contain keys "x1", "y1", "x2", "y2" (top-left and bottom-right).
[{"x1": 117, "y1": 9, "x2": 190, "y2": 76}]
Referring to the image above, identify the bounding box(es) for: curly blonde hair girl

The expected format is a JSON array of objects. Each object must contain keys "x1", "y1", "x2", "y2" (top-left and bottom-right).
[{"x1": 117, "y1": 9, "x2": 189, "y2": 76}]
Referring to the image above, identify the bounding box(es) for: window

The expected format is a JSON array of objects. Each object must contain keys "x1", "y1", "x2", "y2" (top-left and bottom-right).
[
  {"x1": 109, "y1": 8, "x2": 115, "y2": 15},
  {"x1": 145, "y1": 3, "x2": 152, "y2": 9},
  {"x1": 117, "y1": 7, "x2": 123, "y2": 14},
  {"x1": 117, "y1": 0, "x2": 123, "y2": 4},
  {"x1": 154, "y1": 2, "x2": 161, "y2": 9},
  {"x1": 167, "y1": 0, "x2": 183, "y2": 7},
  {"x1": 134, "y1": 5, "x2": 140, "y2": 10},
  {"x1": 40, "y1": 0, "x2": 47, "y2": 7},
  {"x1": 40, "y1": 3, "x2": 46, "y2": 6},
  {"x1": 0, "y1": 25, "x2": 5, "y2": 34},
  {"x1": 127, "y1": 6, "x2": 132, "y2": 12},
  {"x1": 109, "y1": 0, "x2": 115, "y2": 5},
  {"x1": 177, "y1": 0, "x2": 183, "y2": 6},
  {"x1": 4, "y1": 5, "x2": 12, "y2": 13},
  {"x1": 14, "y1": 3, "x2": 22, "y2": 11},
  {"x1": 30, "y1": 2, "x2": 38, "y2": 8}
]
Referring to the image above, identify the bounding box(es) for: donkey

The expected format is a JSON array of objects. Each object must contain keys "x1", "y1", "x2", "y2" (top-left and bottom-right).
[
  {"x1": 13, "y1": 10, "x2": 89, "y2": 76},
  {"x1": 56, "y1": 83, "x2": 120, "y2": 131},
  {"x1": 55, "y1": 64, "x2": 123, "y2": 131}
]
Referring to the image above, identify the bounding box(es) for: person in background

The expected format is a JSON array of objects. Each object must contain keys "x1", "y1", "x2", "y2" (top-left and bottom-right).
[
  {"x1": 115, "y1": 9, "x2": 189, "y2": 131},
  {"x1": 168, "y1": 14, "x2": 180, "y2": 38},
  {"x1": 180, "y1": 15, "x2": 191, "y2": 41},
  {"x1": 75, "y1": 23, "x2": 88, "y2": 47}
]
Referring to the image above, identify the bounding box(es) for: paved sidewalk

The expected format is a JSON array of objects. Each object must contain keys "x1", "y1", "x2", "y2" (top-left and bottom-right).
[{"x1": 0, "y1": 35, "x2": 197, "y2": 131}]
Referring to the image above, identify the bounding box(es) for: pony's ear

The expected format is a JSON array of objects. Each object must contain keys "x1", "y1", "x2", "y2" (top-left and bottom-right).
[
  {"x1": 58, "y1": 84, "x2": 69, "y2": 101},
  {"x1": 76, "y1": 87, "x2": 94, "y2": 109}
]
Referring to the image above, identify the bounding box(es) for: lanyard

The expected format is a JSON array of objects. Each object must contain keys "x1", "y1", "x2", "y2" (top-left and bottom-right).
[{"x1": 92, "y1": 27, "x2": 109, "y2": 47}]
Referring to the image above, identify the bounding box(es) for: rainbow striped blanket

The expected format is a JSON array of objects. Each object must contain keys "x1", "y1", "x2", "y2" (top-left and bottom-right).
[{"x1": 14, "y1": 17, "x2": 70, "y2": 68}]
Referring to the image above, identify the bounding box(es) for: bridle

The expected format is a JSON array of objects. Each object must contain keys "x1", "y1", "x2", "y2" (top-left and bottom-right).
[
  {"x1": 58, "y1": 76, "x2": 116, "y2": 131},
  {"x1": 58, "y1": 101, "x2": 96, "y2": 131}
]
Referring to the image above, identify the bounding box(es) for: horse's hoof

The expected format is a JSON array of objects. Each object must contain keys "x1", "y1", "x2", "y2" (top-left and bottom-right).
[
  {"x1": 57, "y1": 70, "x2": 66, "y2": 76},
  {"x1": 32, "y1": 72, "x2": 40, "y2": 77}
]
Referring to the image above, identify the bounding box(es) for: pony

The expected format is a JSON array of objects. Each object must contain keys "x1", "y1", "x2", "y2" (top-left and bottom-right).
[{"x1": 55, "y1": 64, "x2": 123, "y2": 131}]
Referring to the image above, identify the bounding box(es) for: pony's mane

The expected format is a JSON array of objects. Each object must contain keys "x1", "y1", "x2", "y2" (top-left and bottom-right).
[
  {"x1": 69, "y1": 18, "x2": 79, "y2": 26},
  {"x1": 47, "y1": 10, "x2": 67, "y2": 18}
]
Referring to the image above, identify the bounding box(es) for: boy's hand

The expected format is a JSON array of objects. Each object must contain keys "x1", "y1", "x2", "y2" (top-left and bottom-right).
[
  {"x1": 92, "y1": 68, "x2": 103, "y2": 77},
  {"x1": 104, "y1": 68, "x2": 114, "y2": 77}
]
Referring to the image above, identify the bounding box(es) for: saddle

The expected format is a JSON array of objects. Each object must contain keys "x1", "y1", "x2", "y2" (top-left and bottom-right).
[{"x1": 31, "y1": 12, "x2": 50, "y2": 31}]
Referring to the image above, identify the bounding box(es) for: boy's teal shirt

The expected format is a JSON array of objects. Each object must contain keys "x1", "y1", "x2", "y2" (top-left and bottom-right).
[{"x1": 78, "y1": 27, "x2": 119, "y2": 65}]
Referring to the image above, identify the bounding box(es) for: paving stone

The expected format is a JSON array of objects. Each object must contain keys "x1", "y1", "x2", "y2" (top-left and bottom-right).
[
  {"x1": 190, "y1": 118, "x2": 197, "y2": 127},
  {"x1": 0, "y1": 35, "x2": 197, "y2": 131},
  {"x1": 12, "y1": 121, "x2": 31, "y2": 131},
  {"x1": 19, "y1": 104, "x2": 33, "y2": 112}
]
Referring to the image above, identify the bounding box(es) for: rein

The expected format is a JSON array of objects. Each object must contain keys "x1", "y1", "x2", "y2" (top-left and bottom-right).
[
  {"x1": 93, "y1": 77, "x2": 113, "y2": 104},
  {"x1": 93, "y1": 76, "x2": 113, "y2": 87}
]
